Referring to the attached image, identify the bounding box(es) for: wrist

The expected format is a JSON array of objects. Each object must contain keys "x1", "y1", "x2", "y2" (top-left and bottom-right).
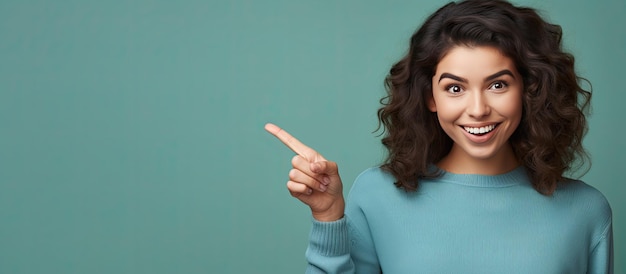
[{"x1": 312, "y1": 199, "x2": 345, "y2": 222}]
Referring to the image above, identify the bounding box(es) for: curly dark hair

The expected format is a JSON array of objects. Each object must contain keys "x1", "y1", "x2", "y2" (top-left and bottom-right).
[{"x1": 377, "y1": 0, "x2": 591, "y2": 195}]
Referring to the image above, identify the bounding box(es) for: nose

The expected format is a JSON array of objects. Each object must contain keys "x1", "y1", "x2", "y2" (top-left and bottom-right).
[{"x1": 466, "y1": 91, "x2": 490, "y2": 118}]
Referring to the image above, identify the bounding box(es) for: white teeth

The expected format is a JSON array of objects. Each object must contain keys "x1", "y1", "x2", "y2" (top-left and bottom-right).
[{"x1": 464, "y1": 124, "x2": 496, "y2": 135}]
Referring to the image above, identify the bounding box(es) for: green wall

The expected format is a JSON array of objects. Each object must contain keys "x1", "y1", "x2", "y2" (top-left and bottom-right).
[{"x1": 1, "y1": 0, "x2": 623, "y2": 273}]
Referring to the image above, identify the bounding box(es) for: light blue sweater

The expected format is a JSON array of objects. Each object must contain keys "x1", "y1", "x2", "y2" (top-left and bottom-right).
[{"x1": 305, "y1": 166, "x2": 613, "y2": 273}]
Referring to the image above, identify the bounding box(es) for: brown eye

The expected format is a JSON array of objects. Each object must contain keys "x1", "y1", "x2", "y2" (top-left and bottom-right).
[
  {"x1": 446, "y1": 85, "x2": 462, "y2": 94},
  {"x1": 489, "y1": 81, "x2": 508, "y2": 90}
]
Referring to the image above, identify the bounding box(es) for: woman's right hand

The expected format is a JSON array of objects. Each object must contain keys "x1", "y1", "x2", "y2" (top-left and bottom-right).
[{"x1": 265, "y1": 123, "x2": 345, "y2": 222}]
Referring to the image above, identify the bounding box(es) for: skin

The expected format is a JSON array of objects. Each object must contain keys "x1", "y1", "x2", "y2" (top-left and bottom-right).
[
  {"x1": 429, "y1": 46, "x2": 523, "y2": 175},
  {"x1": 264, "y1": 123, "x2": 344, "y2": 221},
  {"x1": 266, "y1": 46, "x2": 524, "y2": 221}
]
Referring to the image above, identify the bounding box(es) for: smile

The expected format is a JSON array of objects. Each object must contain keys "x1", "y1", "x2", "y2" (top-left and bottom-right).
[{"x1": 463, "y1": 124, "x2": 499, "y2": 135}]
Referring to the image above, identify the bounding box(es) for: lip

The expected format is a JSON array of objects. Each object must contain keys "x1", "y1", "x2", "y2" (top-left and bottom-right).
[
  {"x1": 460, "y1": 122, "x2": 500, "y2": 128},
  {"x1": 459, "y1": 123, "x2": 500, "y2": 144}
]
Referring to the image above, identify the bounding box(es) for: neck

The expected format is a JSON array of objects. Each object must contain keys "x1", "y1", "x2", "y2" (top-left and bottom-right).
[{"x1": 437, "y1": 144, "x2": 519, "y2": 175}]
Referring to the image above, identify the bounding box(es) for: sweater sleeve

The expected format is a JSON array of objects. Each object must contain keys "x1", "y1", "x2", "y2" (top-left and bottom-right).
[
  {"x1": 304, "y1": 169, "x2": 382, "y2": 274},
  {"x1": 304, "y1": 213, "x2": 381, "y2": 274},
  {"x1": 587, "y1": 215, "x2": 613, "y2": 274},
  {"x1": 305, "y1": 218, "x2": 353, "y2": 274},
  {"x1": 306, "y1": 210, "x2": 381, "y2": 274}
]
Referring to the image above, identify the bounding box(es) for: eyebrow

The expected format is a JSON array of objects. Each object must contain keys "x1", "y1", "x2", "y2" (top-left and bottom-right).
[{"x1": 438, "y1": 69, "x2": 515, "y2": 83}]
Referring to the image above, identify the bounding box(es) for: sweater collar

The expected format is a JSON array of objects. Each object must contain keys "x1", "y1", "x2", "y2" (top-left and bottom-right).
[{"x1": 435, "y1": 165, "x2": 529, "y2": 187}]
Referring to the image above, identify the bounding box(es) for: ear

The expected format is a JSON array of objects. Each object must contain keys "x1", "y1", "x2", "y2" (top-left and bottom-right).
[{"x1": 427, "y1": 93, "x2": 437, "y2": 112}]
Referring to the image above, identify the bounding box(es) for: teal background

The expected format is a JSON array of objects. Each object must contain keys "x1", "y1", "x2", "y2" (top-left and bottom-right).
[{"x1": 0, "y1": 0, "x2": 623, "y2": 273}]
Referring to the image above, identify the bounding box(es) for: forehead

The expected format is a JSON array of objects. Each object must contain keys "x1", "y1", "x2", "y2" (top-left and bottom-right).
[{"x1": 435, "y1": 46, "x2": 518, "y2": 78}]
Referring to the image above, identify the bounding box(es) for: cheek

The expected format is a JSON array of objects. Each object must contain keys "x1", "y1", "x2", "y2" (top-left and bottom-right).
[
  {"x1": 513, "y1": 95, "x2": 523, "y2": 114},
  {"x1": 432, "y1": 97, "x2": 461, "y2": 121},
  {"x1": 433, "y1": 104, "x2": 463, "y2": 132},
  {"x1": 503, "y1": 96, "x2": 523, "y2": 125}
]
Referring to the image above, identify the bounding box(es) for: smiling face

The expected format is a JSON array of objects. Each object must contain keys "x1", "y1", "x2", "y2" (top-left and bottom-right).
[{"x1": 429, "y1": 46, "x2": 523, "y2": 174}]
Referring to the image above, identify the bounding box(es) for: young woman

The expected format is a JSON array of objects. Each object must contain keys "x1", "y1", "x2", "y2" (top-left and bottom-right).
[{"x1": 266, "y1": 0, "x2": 613, "y2": 273}]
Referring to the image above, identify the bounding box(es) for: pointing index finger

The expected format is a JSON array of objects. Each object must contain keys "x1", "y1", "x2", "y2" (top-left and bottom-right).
[{"x1": 264, "y1": 123, "x2": 318, "y2": 161}]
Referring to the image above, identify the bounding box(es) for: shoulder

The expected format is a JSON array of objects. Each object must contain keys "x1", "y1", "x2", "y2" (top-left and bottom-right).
[
  {"x1": 555, "y1": 179, "x2": 612, "y2": 225},
  {"x1": 354, "y1": 167, "x2": 396, "y2": 186},
  {"x1": 556, "y1": 180, "x2": 611, "y2": 209},
  {"x1": 350, "y1": 167, "x2": 395, "y2": 191},
  {"x1": 346, "y1": 167, "x2": 399, "y2": 202},
  {"x1": 557, "y1": 180, "x2": 613, "y2": 249}
]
